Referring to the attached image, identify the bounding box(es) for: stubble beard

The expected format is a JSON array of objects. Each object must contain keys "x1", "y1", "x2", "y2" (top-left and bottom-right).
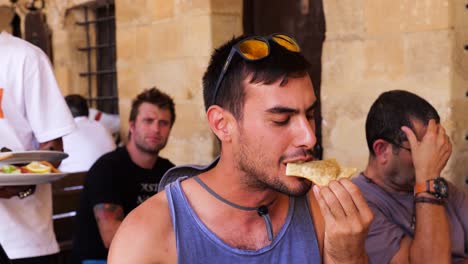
[
  {"x1": 236, "y1": 134, "x2": 311, "y2": 197},
  {"x1": 386, "y1": 158, "x2": 415, "y2": 192},
  {"x1": 134, "y1": 136, "x2": 166, "y2": 155}
]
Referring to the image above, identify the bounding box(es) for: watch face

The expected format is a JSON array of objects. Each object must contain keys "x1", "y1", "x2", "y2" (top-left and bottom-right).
[{"x1": 434, "y1": 177, "x2": 449, "y2": 199}]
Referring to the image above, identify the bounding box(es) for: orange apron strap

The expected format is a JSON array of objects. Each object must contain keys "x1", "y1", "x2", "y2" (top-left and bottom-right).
[
  {"x1": 95, "y1": 111, "x2": 102, "y2": 121},
  {"x1": 0, "y1": 88, "x2": 4, "y2": 119}
]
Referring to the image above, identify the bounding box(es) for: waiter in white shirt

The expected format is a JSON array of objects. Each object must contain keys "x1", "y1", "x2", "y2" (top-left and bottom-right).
[
  {"x1": 60, "y1": 95, "x2": 116, "y2": 173},
  {"x1": 0, "y1": 31, "x2": 75, "y2": 264}
]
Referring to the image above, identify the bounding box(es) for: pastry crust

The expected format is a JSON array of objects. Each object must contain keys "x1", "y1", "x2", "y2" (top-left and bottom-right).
[{"x1": 286, "y1": 159, "x2": 357, "y2": 186}]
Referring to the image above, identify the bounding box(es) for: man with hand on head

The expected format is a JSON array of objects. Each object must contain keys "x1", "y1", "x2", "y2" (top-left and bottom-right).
[
  {"x1": 109, "y1": 34, "x2": 373, "y2": 263},
  {"x1": 352, "y1": 90, "x2": 467, "y2": 263},
  {"x1": 72, "y1": 87, "x2": 175, "y2": 264}
]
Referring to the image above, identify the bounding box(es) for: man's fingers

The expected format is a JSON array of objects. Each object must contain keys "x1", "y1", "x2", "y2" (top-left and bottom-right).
[
  {"x1": 313, "y1": 185, "x2": 338, "y2": 221},
  {"x1": 426, "y1": 119, "x2": 437, "y2": 135},
  {"x1": 436, "y1": 124, "x2": 447, "y2": 144},
  {"x1": 401, "y1": 126, "x2": 418, "y2": 149},
  {"x1": 328, "y1": 180, "x2": 358, "y2": 217},
  {"x1": 317, "y1": 183, "x2": 347, "y2": 218},
  {"x1": 340, "y1": 179, "x2": 373, "y2": 222}
]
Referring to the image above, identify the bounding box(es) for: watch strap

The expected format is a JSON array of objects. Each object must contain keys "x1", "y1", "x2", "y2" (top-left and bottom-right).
[
  {"x1": 414, "y1": 196, "x2": 444, "y2": 205},
  {"x1": 414, "y1": 179, "x2": 435, "y2": 195},
  {"x1": 17, "y1": 186, "x2": 36, "y2": 199}
]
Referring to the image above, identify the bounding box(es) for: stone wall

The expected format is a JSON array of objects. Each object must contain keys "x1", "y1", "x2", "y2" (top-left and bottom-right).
[
  {"x1": 114, "y1": 0, "x2": 243, "y2": 165},
  {"x1": 322, "y1": 0, "x2": 467, "y2": 188}
]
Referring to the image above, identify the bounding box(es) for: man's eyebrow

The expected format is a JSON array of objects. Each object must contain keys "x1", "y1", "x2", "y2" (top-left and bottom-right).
[
  {"x1": 266, "y1": 106, "x2": 298, "y2": 114},
  {"x1": 266, "y1": 101, "x2": 317, "y2": 114},
  {"x1": 306, "y1": 101, "x2": 317, "y2": 112}
]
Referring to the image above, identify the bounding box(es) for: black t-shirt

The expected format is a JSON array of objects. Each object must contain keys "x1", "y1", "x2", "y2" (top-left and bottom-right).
[{"x1": 71, "y1": 147, "x2": 174, "y2": 263}]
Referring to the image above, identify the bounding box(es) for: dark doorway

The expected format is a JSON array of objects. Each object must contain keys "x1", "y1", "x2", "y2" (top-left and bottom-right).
[
  {"x1": 244, "y1": 0, "x2": 326, "y2": 159},
  {"x1": 11, "y1": 13, "x2": 21, "y2": 38}
]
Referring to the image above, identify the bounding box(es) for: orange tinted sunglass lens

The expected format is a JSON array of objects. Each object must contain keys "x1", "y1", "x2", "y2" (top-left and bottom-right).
[
  {"x1": 272, "y1": 34, "x2": 300, "y2": 52},
  {"x1": 238, "y1": 39, "x2": 269, "y2": 60}
]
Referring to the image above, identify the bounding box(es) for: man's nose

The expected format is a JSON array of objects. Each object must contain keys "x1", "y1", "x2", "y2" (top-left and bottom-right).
[
  {"x1": 151, "y1": 121, "x2": 160, "y2": 132},
  {"x1": 294, "y1": 118, "x2": 317, "y2": 149}
]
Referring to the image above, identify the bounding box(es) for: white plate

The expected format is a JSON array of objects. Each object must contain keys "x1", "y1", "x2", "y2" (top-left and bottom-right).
[
  {"x1": 0, "y1": 173, "x2": 67, "y2": 186},
  {"x1": 0, "y1": 151, "x2": 68, "y2": 165}
]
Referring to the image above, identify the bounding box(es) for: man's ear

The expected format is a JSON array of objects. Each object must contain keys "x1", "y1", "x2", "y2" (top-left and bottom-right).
[
  {"x1": 206, "y1": 105, "x2": 235, "y2": 142},
  {"x1": 129, "y1": 121, "x2": 135, "y2": 135},
  {"x1": 372, "y1": 139, "x2": 391, "y2": 164}
]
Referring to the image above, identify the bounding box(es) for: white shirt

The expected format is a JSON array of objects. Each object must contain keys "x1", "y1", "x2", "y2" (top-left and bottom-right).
[
  {"x1": 0, "y1": 32, "x2": 75, "y2": 259},
  {"x1": 60, "y1": 117, "x2": 116, "y2": 172},
  {"x1": 89, "y1": 108, "x2": 120, "y2": 135}
]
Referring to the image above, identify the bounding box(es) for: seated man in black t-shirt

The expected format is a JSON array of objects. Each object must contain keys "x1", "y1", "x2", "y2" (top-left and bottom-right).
[{"x1": 72, "y1": 87, "x2": 176, "y2": 263}]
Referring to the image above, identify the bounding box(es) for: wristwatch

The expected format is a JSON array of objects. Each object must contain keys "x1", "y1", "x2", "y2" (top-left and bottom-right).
[
  {"x1": 17, "y1": 186, "x2": 36, "y2": 199},
  {"x1": 414, "y1": 177, "x2": 449, "y2": 199}
]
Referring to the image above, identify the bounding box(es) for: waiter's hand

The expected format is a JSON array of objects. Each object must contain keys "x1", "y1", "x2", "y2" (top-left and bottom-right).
[
  {"x1": 0, "y1": 185, "x2": 35, "y2": 199},
  {"x1": 39, "y1": 138, "x2": 64, "y2": 167},
  {"x1": 0, "y1": 139, "x2": 62, "y2": 199}
]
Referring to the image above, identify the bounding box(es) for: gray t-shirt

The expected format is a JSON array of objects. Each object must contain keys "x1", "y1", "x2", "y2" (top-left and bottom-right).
[{"x1": 352, "y1": 174, "x2": 468, "y2": 264}]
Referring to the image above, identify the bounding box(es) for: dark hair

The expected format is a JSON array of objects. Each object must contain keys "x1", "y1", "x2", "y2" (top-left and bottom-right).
[
  {"x1": 202, "y1": 34, "x2": 311, "y2": 120},
  {"x1": 365, "y1": 90, "x2": 440, "y2": 156},
  {"x1": 129, "y1": 87, "x2": 176, "y2": 126},
  {"x1": 65, "y1": 94, "x2": 89, "y2": 117}
]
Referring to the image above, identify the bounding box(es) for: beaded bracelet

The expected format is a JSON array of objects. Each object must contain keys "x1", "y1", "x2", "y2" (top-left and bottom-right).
[{"x1": 414, "y1": 196, "x2": 444, "y2": 205}]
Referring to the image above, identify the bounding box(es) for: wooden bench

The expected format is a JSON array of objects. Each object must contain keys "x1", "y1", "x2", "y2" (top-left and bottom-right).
[{"x1": 52, "y1": 171, "x2": 87, "y2": 263}]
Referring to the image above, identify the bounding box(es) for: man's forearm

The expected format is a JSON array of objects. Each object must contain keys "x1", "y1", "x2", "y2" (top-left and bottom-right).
[
  {"x1": 94, "y1": 203, "x2": 125, "y2": 248},
  {"x1": 324, "y1": 253, "x2": 369, "y2": 264},
  {"x1": 410, "y1": 198, "x2": 451, "y2": 264}
]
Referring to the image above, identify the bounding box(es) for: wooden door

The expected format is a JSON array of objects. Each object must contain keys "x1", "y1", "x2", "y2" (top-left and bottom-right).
[{"x1": 244, "y1": 0, "x2": 325, "y2": 159}]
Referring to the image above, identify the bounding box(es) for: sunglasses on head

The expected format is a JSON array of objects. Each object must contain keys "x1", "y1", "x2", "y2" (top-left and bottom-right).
[{"x1": 211, "y1": 33, "x2": 301, "y2": 106}]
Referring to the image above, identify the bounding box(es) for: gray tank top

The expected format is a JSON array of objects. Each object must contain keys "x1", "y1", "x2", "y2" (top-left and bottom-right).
[{"x1": 165, "y1": 178, "x2": 321, "y2": 263}]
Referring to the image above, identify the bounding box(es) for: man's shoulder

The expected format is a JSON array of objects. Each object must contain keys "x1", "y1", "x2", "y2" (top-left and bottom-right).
[
  {"x1": 108, "y1": 191, "x2": 176, "y2": 263},
  {"x1": 446, "y1": 180, "x2": 467, "y2": 207},
  {"x1": 157, "y1": 158, "x2": 219, "y2": 192},
  {"x1": 0, "y1": 32, "x2": 47, "y2": 60},
  {"x1": 120, "y1": 192, "x2": 172, "y2": 234},
  {"x1": 98, "y1": 147, "x2": 127, "y2": 161},
  {"x1": 87, "y1": 147, "x2": 127, "y2": 173},
  {"x1": 351, "y1": 174, "x2": 377, "y2": 195},
  {"x1": 156, "y1": 156, "x2": 175, "y2": 169},
  {"x1": 132, "y1": 191, "x2": 171, "y2": 223},
  {"x1": 351, "y1": 174, "x2": 402, "y2": 209}
]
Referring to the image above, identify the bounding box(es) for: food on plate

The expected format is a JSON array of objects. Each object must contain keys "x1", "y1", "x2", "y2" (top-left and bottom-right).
[
  {"x1": 0, "y1": 165, "x2": 21, "y2": 174},
  {"x1": 285, "y1": 158, "x2": 357, "y2": 186},
  {"x1": 0, "y1": 161, "x2": 58, "y2": 174}
]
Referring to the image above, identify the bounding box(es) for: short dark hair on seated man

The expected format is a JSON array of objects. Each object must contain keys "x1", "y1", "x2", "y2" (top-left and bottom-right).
[
  {"x1": 129, "y1": 87, "x2": 176, "y2": 126},
  {"x1": 65, "y1": 94, "x2": 89, "y2": 118},
  {"x1": 202, "y1": 35, "x2": 311, "y2": 120},
  {"x1": 365, "y1": 90, "x2": 440, "y2": 156}
]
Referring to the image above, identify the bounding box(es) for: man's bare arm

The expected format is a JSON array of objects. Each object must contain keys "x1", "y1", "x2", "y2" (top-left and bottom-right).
[
  {"x1": 391, "y1": 120, "x2": 452, "y2": 264},
  {"x1": 93, "y1": 203, "x2": 124, "y2": 248},
  {"x1": 108, "y1": 192, "x2": 176, "y2": 264}
]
